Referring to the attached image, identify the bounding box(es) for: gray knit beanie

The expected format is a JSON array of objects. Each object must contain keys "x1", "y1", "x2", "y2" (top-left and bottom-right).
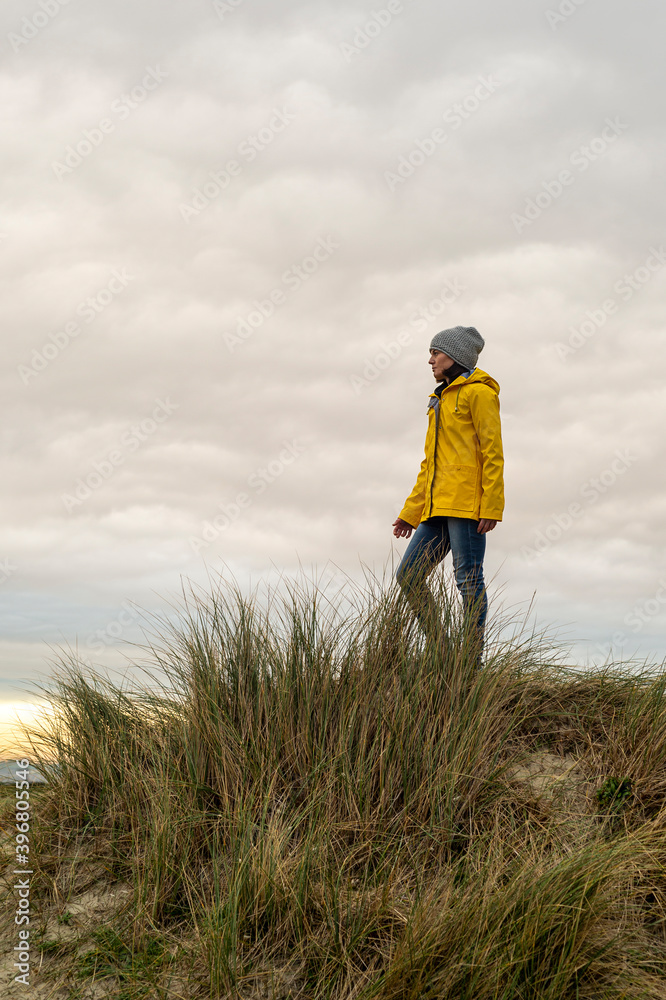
[{"x1": 429, "y1": 326, "x2": 484, "y2": 370}]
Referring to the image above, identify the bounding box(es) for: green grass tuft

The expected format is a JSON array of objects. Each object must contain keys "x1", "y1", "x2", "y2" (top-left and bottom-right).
[{"x1": 597, "y1": 777, "x2": 633, "y2": 814}]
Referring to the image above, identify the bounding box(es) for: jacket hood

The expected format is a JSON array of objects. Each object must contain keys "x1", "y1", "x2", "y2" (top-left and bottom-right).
[{"x1": 433, "y1": 367, "x2": 500, "y2": 397}]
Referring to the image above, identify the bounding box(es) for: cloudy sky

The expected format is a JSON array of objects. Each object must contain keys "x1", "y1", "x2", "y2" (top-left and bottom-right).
[{"x1": 1, "y1": 0, "x2": 665, "y2": 738}]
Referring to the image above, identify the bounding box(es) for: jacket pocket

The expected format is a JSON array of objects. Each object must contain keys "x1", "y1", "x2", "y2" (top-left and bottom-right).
[{"x1": 435, "y1": 464, "x2": 479, "y2": 510}]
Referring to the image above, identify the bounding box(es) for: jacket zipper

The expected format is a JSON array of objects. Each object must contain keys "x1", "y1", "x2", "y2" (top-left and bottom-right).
[
  {"x1": 427, "y1": 379, "x2": 465, "y2": 516},
  {"x1": 428, "y1": 396, "x2": 440, "y2": 517}
]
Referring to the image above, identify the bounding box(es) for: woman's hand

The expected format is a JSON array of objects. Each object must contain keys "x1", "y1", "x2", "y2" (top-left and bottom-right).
[
  {"x1": 477, "y1": 519, "x2": 498, "y2": 534},
  {"x1": 392, "y1": 517, "x2": 414, "y2": 539}
]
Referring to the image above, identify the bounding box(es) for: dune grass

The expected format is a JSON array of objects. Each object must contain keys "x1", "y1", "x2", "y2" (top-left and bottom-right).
[{"x1": 2, "y1": 574, "x2": 666, "y2": 998}]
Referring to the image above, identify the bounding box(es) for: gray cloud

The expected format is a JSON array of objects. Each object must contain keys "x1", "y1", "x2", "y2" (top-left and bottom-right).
[{"x1": 1, "y1": 0, "x2": 665, "y2": 697}]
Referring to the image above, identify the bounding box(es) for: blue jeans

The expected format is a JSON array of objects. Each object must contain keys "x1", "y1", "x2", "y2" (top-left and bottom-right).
[{"x1": 396, "y1": 516, "x2": 488, "y2": 648}]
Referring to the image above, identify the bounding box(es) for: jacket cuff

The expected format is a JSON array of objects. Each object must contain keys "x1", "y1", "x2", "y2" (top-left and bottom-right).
[
  {"x1": 480, "y1": 509, "x2": 503, "y2": 521},
  {"x1": 398, "y1": 506, "x2": 422, "y2": 529}
]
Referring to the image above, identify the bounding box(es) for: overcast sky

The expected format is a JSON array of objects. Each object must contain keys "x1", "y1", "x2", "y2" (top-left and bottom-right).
[{"x1": 1, "y1": 0, "x2": 665, "y2": 731}]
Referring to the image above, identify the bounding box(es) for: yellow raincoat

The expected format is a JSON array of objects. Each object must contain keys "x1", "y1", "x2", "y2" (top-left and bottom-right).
[{"x1": 399, "y1": 368, "x2": 504, "y2": 527}]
